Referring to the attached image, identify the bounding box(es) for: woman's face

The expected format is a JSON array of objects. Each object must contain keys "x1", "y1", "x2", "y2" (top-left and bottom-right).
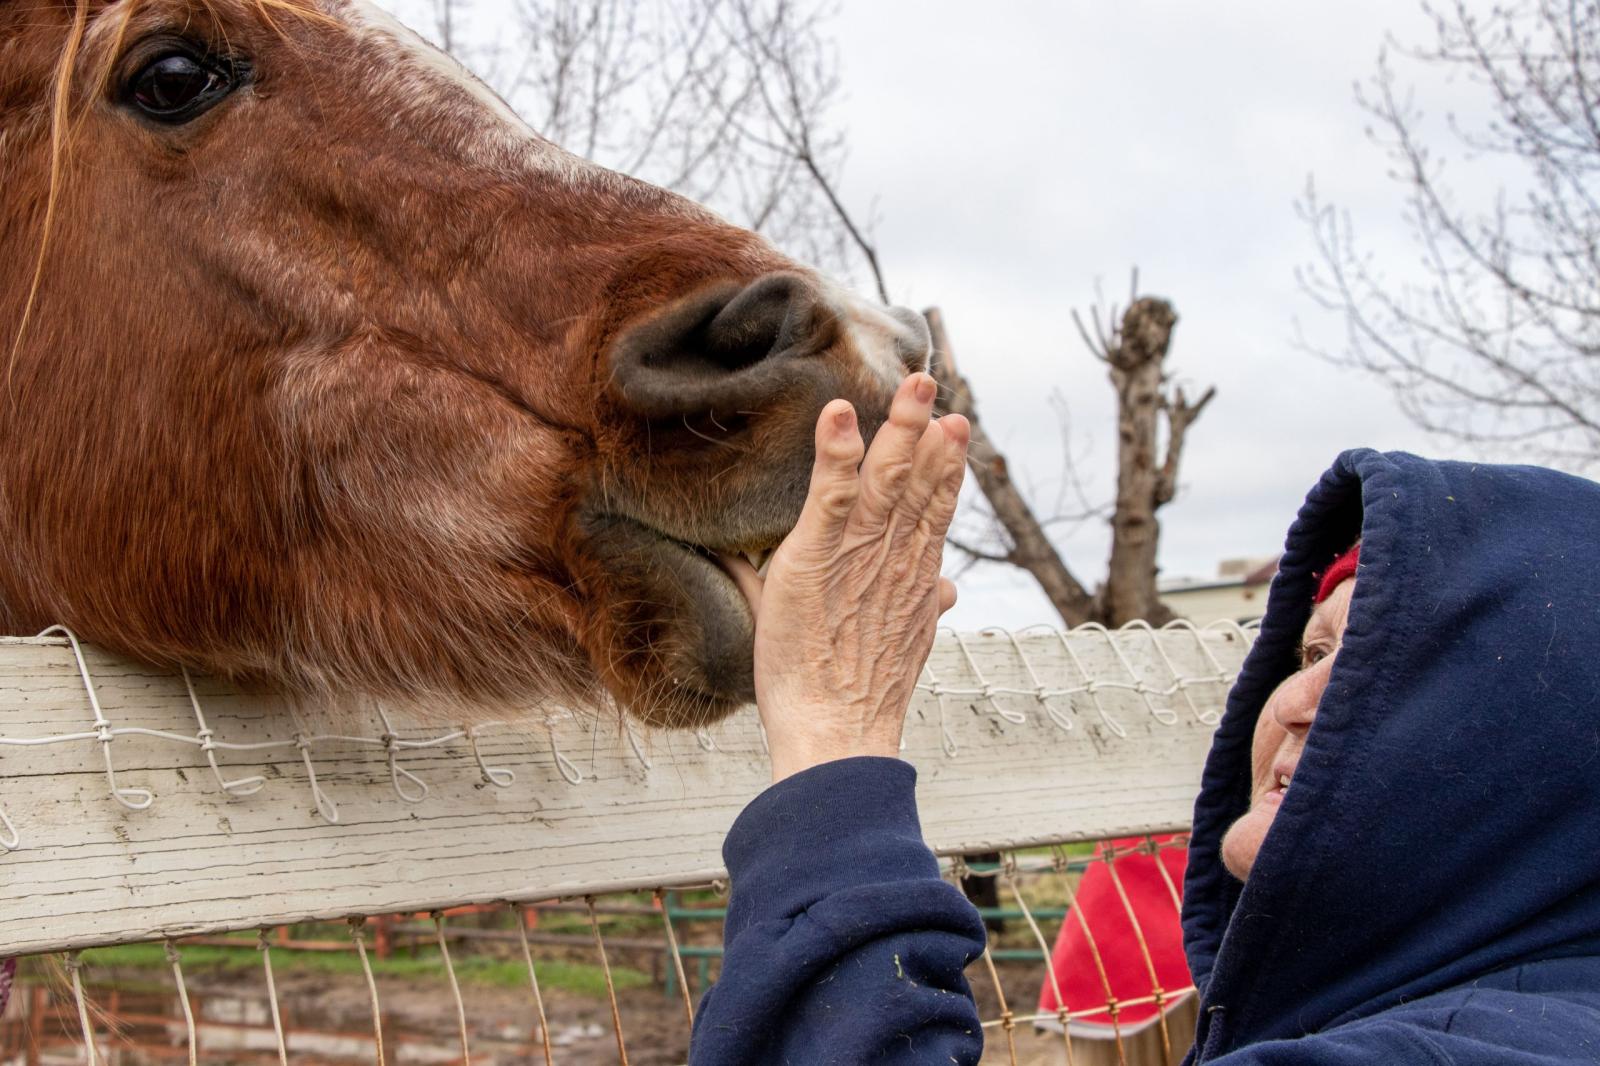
[{"x1": 1219, "y1": 577, "x2": 1354, "y2": 881}]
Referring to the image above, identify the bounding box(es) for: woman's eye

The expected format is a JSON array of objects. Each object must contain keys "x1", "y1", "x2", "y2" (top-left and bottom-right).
[{"x1": 127, "y1": 52, "x2": 239, "y2": 123}]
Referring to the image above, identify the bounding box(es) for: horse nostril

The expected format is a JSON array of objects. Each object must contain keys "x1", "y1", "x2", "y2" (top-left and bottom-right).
[
  {"x1": 702, "y1": 273, "x2": 835, "y2": 371},
  {"x1": 607, "y1": 272, "x2": 835, "y2": 419}
]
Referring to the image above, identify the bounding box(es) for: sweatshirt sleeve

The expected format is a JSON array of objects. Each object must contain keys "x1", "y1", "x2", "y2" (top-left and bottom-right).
[{"x1": 688, "y1": 756, "x2": 987, "y2": 1066}]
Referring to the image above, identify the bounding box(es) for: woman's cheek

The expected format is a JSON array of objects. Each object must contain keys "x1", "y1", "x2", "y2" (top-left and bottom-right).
[
  {"x1": 1221, "y1": 807, "x2": 1272, "y2": 881},
  {"x1": 1249, "y1": 705, "x2": 1287, "y2": 792}
]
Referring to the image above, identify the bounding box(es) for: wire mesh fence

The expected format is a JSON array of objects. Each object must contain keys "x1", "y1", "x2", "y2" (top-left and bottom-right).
[
  {"x1": 0, "y1": 621, "x2": 1257, "y2": 1065},
  {"x1": 2, "y1": 840, "x2": 1198, "y2": 1065}
]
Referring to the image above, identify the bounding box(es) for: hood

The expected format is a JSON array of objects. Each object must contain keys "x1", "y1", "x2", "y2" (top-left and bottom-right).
[{"x1": 1182, "y1": 450, "x2": 1600, "y2": 1053}]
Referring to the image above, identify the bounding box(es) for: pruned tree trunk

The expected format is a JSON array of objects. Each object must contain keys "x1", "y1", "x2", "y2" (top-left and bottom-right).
[
  {"x1": 1103, "y1": 299, "x2": 1175, "y2": 625},
  {"x1": 926, "y1": 307, "x2": 1099, "y2": 626},
  {"x1": 936, "y1": 287, "x2": 1215, "y2": 629},
  {"x1": 1084, "y1": 297, "x2": 1215, "y2": 627}
]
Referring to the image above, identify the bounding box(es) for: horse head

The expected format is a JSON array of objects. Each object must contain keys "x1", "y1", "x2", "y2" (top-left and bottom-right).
[{"x1": 0, "y1": 0, "x2": 929, "y2": 727}]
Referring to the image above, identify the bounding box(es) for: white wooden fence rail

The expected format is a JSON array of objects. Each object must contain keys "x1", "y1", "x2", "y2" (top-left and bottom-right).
[{"x1": 0, "y1": 622, "x2": 1254, "y2": 958}]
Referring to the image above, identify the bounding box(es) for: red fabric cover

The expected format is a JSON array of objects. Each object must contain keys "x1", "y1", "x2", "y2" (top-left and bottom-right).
[
  {"x1": 1314, "y1": 544, "x2": 1360, "y2": 604},
  {"x1": 1036, "y1": 835, "x2": 1191, "y2": 1033}
]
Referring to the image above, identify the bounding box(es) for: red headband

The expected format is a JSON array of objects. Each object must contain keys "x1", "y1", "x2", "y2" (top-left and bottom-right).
[{"x1": 1314, "y1": 544, "x2": 1360, "y2": 604}]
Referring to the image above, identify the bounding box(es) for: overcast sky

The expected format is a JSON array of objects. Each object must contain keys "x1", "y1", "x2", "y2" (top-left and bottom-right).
[
  {"x1": 385, "y1": 0, "x2": 1547, "y2": 628},
  {"x1": 818, "y1": 1, "x2": 1503, "y2": 627}
]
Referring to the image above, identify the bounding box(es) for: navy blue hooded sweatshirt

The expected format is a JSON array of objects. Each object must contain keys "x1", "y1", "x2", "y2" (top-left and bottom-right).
[
  {"x1": 688, "y1": 756, "x2": 987, "y2": 1063},
  {"x1": 1182, "y1": 450, "x2": 1600, "y2": 1062},
  {"x1": 690, "y1": 450, "x2": 1600, "y2": 1064}
]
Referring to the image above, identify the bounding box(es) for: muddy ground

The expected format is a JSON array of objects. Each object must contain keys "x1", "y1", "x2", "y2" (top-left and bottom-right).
[{"x1": 5, "y1": 939, "x2": 1190, "y2": 1066}]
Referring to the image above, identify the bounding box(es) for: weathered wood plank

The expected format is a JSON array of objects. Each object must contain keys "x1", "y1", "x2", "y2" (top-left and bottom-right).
[{"x1": 0, "y1": 623, "x2": 1253, "y2": 956}]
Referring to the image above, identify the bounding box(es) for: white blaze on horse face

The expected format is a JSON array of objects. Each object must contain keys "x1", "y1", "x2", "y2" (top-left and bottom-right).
[
  {"x1": 832, "y1": 284, "x2": 932, "y2": 390},
  {"x1": 342, "y1": 0, "x2": 521, "y2": 127},
  {"x1": 340, "y1": 0, "x2": 600, "y2": 178}
]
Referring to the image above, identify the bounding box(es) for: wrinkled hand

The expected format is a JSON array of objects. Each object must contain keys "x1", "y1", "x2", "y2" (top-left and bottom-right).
[{"x1": 723, "y1": 373, "x2": 970, "y2": 782}]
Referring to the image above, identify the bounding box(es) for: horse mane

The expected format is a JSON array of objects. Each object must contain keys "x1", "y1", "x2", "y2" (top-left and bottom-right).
[{"x1": 10, "y1": 0, "x2": 330, "y2": 373}]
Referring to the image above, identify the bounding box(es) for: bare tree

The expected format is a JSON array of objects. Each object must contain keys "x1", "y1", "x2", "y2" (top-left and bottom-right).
[
  {"x1": 1300, "y1": 0, "x2": 1600, "y2": 464},
  {"x1": 934, "y1": 278, "x2": 1214, "y2": 628},
  {"x1": 1079, "y1": 292, "x2": 1216, "y2": 626}
]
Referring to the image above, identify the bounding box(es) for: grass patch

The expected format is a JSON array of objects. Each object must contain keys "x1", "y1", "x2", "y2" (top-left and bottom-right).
[{"x1": 79, "y1": 943, "x2": 649, "y2": 999}]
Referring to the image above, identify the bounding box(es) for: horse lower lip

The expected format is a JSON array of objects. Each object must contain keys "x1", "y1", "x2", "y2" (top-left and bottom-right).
[
  {"x1": 624, "y1": 529, "x2": 758, "y2": 714},
  {"x1": 662, "y1": 536, "x2": 751, "y2": 612}
]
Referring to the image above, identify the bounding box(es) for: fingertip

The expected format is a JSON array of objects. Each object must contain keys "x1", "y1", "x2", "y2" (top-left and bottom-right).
[
  {"x1": 937, "y1": 576, "x2": 958, "y2": 615},
  {"x1": 939, "y1": 413, "x2": 971, "y2": 446},
  {"x1": 816, "y1": 399, "x2": 864, "y2": 461},
  {"x1": 818, "y1": 398, "x2": 856, "y2": 434},
  {"x1": 888, "y1": 372, "x2": 937, "y2": 425}
]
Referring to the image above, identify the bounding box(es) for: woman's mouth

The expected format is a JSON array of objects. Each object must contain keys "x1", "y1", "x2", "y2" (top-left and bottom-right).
[{"x1": 1262, "y1": 762, "x2": 1295, "y2": 805}]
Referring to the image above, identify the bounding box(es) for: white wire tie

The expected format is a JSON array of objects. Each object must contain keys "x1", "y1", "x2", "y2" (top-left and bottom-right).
[
  {"x1": 1102, "y1": 621, "x2": 1177, "y2": 722},
  {"x1": 1128, "y1": 620, "x2": 1185, "y2": 725},
  {"x1": 0, "y1": 804, "x2": 19, "y2": 852},
  {"x1": 1012, "y1": 630, "x2": 1078, "y2": 733},
  {"x1": 1053, "y1": 626, "x2": 1128, "y2": 738},
  {"x1": 1175, "y1": 618, "x2": 1236, "y2": 723},
  {"x1": 921, "y1": 649, "x2": 959, "y2": 757},
  {"x1": 294, "y1": 733, "x2": 339, "y2": 823},
  {"x1": 183, "y1": 668, "x2": 266, "y2": 796},
  {"x1": 622, "y1": 721, "x2": 654, "y2": 771},
  {"x1": 377, "y1": 706, "x2": 428, "y2": 803},
  {"x1": 468, "y1": 726, "x2": 515, "y2": 786},
  {"x1": 549, "y1": 730, "x2": 583, "y2": 785},
  {"x1": 67, "y1": 951, "x2": 100, "y2": 1066},
  {"x1": 40, "y1": 625, "x2": 156, "y2": 811},
  {"x1": 951, "y1": 630, "x2": 1027, "y2": 724}
]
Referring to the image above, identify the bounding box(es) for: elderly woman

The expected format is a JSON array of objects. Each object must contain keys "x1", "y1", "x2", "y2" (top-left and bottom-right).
[{"x1": 688, "y1": 377, "x2": 1600, "y2": 1064}]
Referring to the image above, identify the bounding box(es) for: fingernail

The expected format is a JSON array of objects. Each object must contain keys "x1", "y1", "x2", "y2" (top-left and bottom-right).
[
  {"x1": 834, "y1": 404, "x2": 856, "y2": 429},
  {"x1": 915, "y1": 375, "x2": 935, "y2": 403}
]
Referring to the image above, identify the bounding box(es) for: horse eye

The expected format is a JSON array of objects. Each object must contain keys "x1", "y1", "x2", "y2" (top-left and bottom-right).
[{"x1": 127, "y1": 52, "x2": 238, "y2": 123}]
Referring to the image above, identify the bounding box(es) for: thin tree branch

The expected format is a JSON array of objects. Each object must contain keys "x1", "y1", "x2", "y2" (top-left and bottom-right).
[{"x1": 1156, "y1": 384, "x2": 1216, "y2": 506}]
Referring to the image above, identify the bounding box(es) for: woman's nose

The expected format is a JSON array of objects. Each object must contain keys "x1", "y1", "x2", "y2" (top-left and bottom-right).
[{"x1": 1270, "y1": 663, "x2": 1328, "y2": 734}]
